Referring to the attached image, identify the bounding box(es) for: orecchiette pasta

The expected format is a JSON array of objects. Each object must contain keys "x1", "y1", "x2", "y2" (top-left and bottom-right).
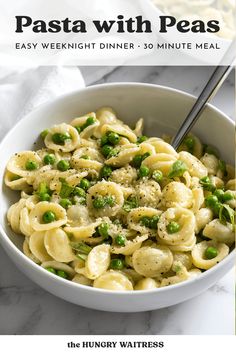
[
  {"x1": 71, "y1": 147, "x2": 103, "y2": 171},
  {"x1": 5, "y1": 107, "x2": 235, "y2": 291},
  {"x1": 29, "y1": 202, "x2": 67, "y2": 231},
  {"x1": 134, "y1": 277, "x2": 158, "y2": 290},
  {"x1": 70, "y1": 112, "x2": 100, "y2": 140},
  {"x1": 44, "y1": 228, "x2": 75, "y2": 262},
  {"x1": 44, "y1": 123, "x2": 80, "y2": 152},
  {"x1": 64, "y1": 220, "x2": 102, "y2": 240},
  {"x1": 179, "y1": 151, "x2": 208, "y2": 178},
  {"x1": 93, "y1": 270, "x2": 133, "y2": 291},
  {"x1": 20, "y1": 207, "x2": 35, "y2": 237},
  {"x1": 148, "y1": 138, "x2": 178, "y2": 157},
  {"x1": 86, "y1": 181, "x2": 124, "y2": 217},
  {"x1": 203, "y1": 219, "x2": 235, "y2": 246},
  {"x1": 142, "y1": 153, "x2": 177, "y2": 176},
  {"x1": 132, "y1": 245, "x2": 173, "y2": 277},
  {"x1": 29, "y1": 231, "x2": 52, "y2": 262},
  {"x1": 158, "y1": 207, "x2": 195, "y2": 245},
  {"x1": 106, "y1": 144, "x2": 140, "y2": 167},
  {"x1": 4, "y1": 171, "x2": 30, "y2": 191},
  {"x1": 135, "y1": 180, "x2": 162, "y2": 208},
  {"x1": 72, "y1": 274, "x2": 93, "y2": 286},
  {"x1": 201, "y1": 153, "x2": 219, "y2": 175},
  {"x1": 162, "y1": 182, "x2": 192, "y2": 208},
  {"x1": 127, "y1": 207, "x2": 161, "y2": 234},
  {"x1": 7, "y1": 151, "x2": 42, "y2": 178},
  {"x1": 23, "y1": 238, "x2": 41, "y2": 264},
  {"x1": 84, "y1": 244, "x2": 111, "y2": 279},
  {"x1": 101, "y1": 123, "x2": 137, "y2": 143},
  {"x1": 192, "y1": 241, "x2": 229, "y2": 270},
  {"x1": 7, "y1": 199, "x2": 26, "y2": 234},
  {"x1": 111, "y1": 234, "x2": 148, "y2": 256},
  {"x1": 195, "y1": 207, "x2": 213, "y2": 234}
]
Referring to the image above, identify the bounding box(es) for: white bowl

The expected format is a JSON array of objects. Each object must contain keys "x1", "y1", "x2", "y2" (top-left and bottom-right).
[{"x1": 0, "y1": 83, "x2": 234, "y2": 312}]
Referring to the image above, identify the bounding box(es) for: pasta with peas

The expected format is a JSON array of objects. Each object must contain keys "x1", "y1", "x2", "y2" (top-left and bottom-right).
[{"x1": 4, "y1": 107, "x2": 235, "y2": 290}]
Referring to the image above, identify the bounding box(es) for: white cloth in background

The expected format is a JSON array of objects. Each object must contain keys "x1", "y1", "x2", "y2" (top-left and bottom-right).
[{"x1": 0, "y1": 66, "x2": 85, "y2": 141}]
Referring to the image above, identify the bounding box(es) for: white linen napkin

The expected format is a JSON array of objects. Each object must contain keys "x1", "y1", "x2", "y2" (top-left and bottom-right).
[{"x1": 0, "y1": 66, "x2": 85, "y2": 141}]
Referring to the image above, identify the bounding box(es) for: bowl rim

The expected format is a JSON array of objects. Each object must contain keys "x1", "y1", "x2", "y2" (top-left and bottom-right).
[{"x1": 0, "y1": 82, "x2": 235, "y2": 296}]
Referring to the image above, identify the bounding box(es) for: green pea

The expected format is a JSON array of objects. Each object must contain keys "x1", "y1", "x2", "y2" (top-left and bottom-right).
[
  {"x1": 205, "y1": 246, "x2": 218, "y2": 259},
  {"x1": 39, "y1": 193, "x2": 51, "y2": 202},
  {"x1": 40, "y1": 129, "x2": 49, "y2": 139},
  {"x1": 101, "y1": 144, "x2": 114, "y2": 158},
  {"x1": 205, "y1": 195, "x2": 218, "y2": 208},
  {"x1": 45, "y1": 267, "x2": 56, "y2": 274},
  {"x1": 200, "y1": 176, "x2": 215, "y2": 192},
  {"x1": 93, "y1": 197, "x2": 106, "y2": 209},
  {"x1": 140, "y1": 216, "x2": 151, "y2": 228},
  {"x1": 183, "y1": 136, "x2": 195, "y2": 153},
  {"x1": 213, "y1": 189, "x2": 225, "y2": 201},
  {"x1": 80, "y1": 155, "x2": 90, "y2": 160},
  {"x1": 42, "y1": 211, "x2": 56, "y2": 223},
  {"x1": 107, "y1": 132, "x2": 120, "y2": 145},
  {"x1": 57, "y1": 270, "x2": 68, "y2": 279},
  {"x1": 222, "y1": 192, "x2": 234, "y2": 202},
  {"x1": 86, "y1": 116, "x2": 96, "y2": 126},
  {"x1": 213, "y1": 201, "x2": 222, "y2": 216},
  {"x1": 137, "y1": 135, "x2": 148, "y2": 144},
  {"x1": 60, "y1": 198, "x2": 72, "y2": 209},
  {"x1": 200, "y1": 176, "x2": 211, "y2": 184},
  {"x1": 167, "y1": 221, "x2": 180, "y2": 234},
  {"x1": 115, "y1": 234, "x2": 126, "y2": 246},
  {"x1": 100, "y1": 165, "x2": 113, "y2": 179},
  {"x1": 152, "y1": 170, "x2": 163, "y2": 183},
  {"x1": 110, "y1": 258, "x2": 125, "y2": 270},
  {"x1": 99, "y1": 134, "x2": 108, "y2": 147},
  {"x1": 131, "y1": 155, "x2": 143, "y2": 168},
  {"x1": 168, "y1": 160, "x2": 187, "y2": 178},
  {"x1": 138, "y1": 165, "x2": 150, "y2": 178},
  {"x1": 25, "y1": 160, "x2": 38, "y2": 171},
  {"x1": 43, "y1": 154, "x2": 56, "y2": 165},
  {"x1": 140, "y1": 215, "x2": 159, "y2": 229},
  {"x1": 73, "y1": 187, "x2": 86, "y2": 198},
  {"x1": 57, "y1": 160, "x2": 70, "y2": 171},
  {"x1": 104, "y1": 195, "x2": 115, "y2": 206},
  {"x1": 75, "y1": 126, "x2": 81, "y2": 134},
  {"x1": 79, "y1": 178, "x2": 90, "y2": 191},
  {"x1": 52, "y1": 132, "x2": 71, "y2": 145},
  {"x1": 149, "y1": 215, "x2": 159, "y2": 229},
  {"x1": 98, "y1": 223, "x2": 109, "y2": 238}
]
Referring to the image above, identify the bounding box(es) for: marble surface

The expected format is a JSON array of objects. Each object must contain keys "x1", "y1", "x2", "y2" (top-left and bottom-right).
[{"x1": 0, "y1": 66, "x2": 235, "y2": 335}]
